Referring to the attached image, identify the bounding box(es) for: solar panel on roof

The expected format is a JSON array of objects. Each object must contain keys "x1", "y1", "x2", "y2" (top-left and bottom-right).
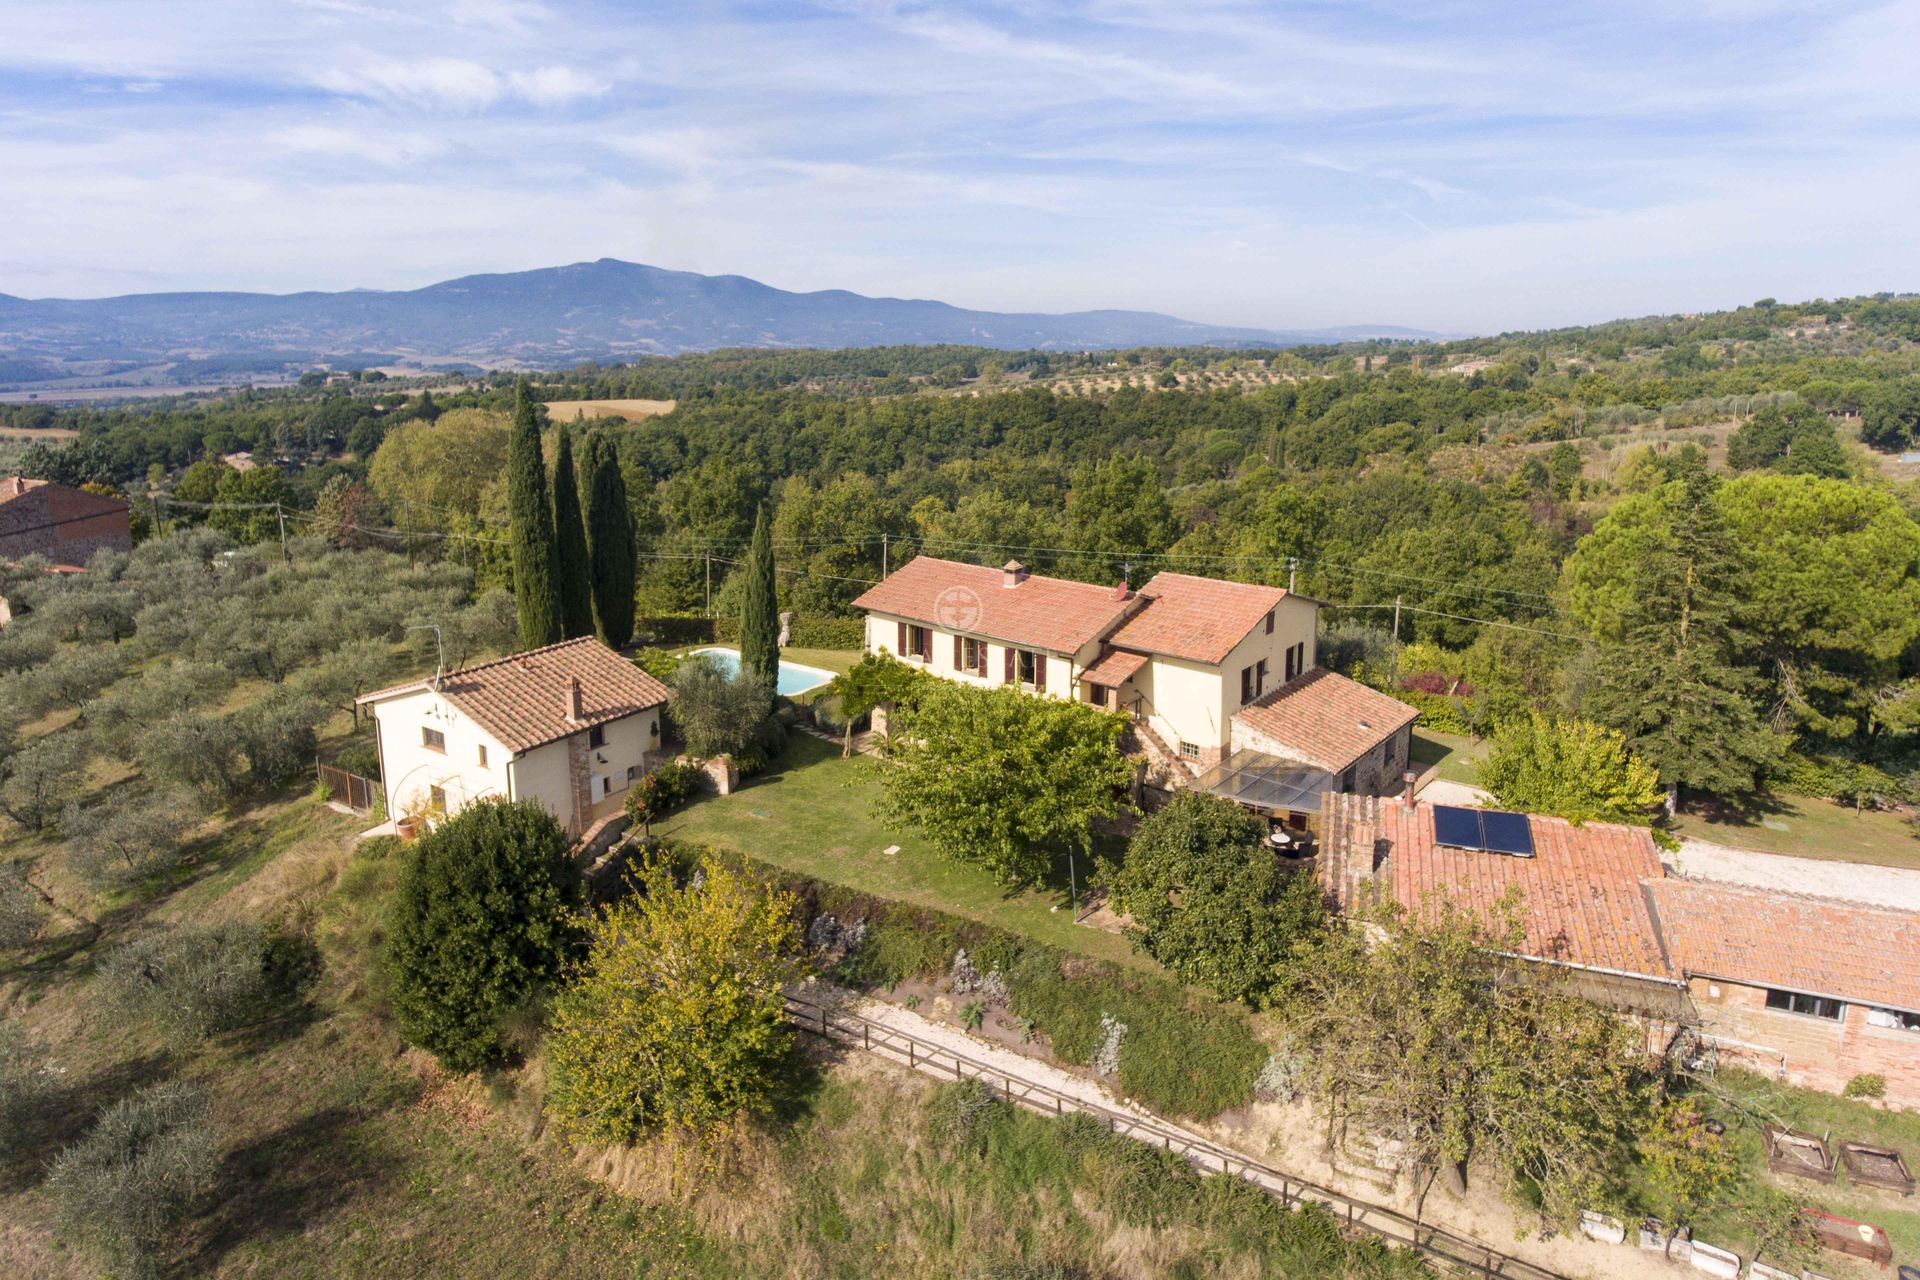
[
  {"x1": 1432, "y1": 805, "x2": 1482, "y2": 850},
  {"x1": 1430, "y1": 805, "x2": 1536, "y2": 857},
  {"x1": 1479, "y1": 810, "x2": 1536, "y2": 858}
]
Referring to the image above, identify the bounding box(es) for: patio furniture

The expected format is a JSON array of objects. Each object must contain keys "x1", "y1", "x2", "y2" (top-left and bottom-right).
[
  {"x1": 1838, "y1": 1140, "x2": 1915, "y2": 1196},
  {"x1": 1764, "y1": 1125, "x2": 1836, "y2": 1184}
]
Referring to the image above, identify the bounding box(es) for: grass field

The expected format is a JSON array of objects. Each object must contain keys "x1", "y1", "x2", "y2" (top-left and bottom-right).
[
  {"x1": 1673, "y1": 793, "x2": 1920, "y2": 870},
  {"x1": 542, "y1": 398, "x2": 675, "y2": 423},
  {"x1": 658, "y1": 733, "x2": 1138, "y2": 965},
  {"x1": 1408, "y1": 727, "x2": 1487, "y2": 786}
]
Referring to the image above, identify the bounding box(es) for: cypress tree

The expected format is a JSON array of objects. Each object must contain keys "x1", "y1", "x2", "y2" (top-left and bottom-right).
[
  {"x1": 550, "y1": 423, "x2": 594, "y2": 640},
  {"x1": 739, "y1": 502, "x2": 780, "y2": 689},
  {"x1": 584, "y1": 433, "x2": 637, "y2": 648},
  {"x1": 506, "y1": 379, "x2": 562, "y2": 650},
  {"x1": 1582, "y1": 472, "x2": 1778, "y2": 811}
]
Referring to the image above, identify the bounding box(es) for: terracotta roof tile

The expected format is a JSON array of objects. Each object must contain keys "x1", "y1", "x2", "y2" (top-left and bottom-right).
[
  {"x1": 1080, "y1": 646, "x2": 1148, "y2": 686},
  {"x1": 1108, "y1": 571, "x2": 1291, "y2": 663},
  {"x1": 359, "y1": 637, "x2": 669, "y2": 754},
  {"x1": 1646, "y1": 878, "x2": 1920, "y2": 1012},
  {"x1": 851, "y1": 556, "x2": 1135, "y2": 654},
  {"x1": 1317, "y1": 793, "x2": 1678, "y2": 983},
  {"x1": 1233, "y1": 668, "x2": 1419, "y2": 772}
]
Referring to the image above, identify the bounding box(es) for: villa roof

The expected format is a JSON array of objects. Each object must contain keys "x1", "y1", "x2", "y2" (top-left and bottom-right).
[
  {"x1": 1107, "y1": 571, "x2": 1292, "y2": 664},
  {"x1": 1232, "y1": 668, "x2": 1418, "y2": 772},
  {"x1": 1646, "y1": 878, "x2": 1920, "y2": 1013},
  {"x1": 358, "y1": 636, "x2": 669, "y2": 754},
  {"x1": 1318, "y1": 793, "x2": 1678, "y2": 984},
  {"x1": 851, "y1": 555, "x2": 1135, "y2": 654}
]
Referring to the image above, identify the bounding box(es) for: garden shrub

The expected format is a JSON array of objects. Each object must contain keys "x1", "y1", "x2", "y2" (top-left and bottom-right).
[
  {"x1": 1843, "y1": 1073, "x2": 1886, "y2": 1099},
  {"x1": 686, "y1": 845, "x2": 1267, "y2": 1119},
  {"x1": 633, "y1": 615, "x2": 716, "y2": 646},
  {"x1": 624, "y1": 758, "x2": 702, "y2": 832},
  {"x1": 384, "y1": 798, "x2": 584, "y2": 1071},
  {"x1": 1772, "y1": 750, "x2": 1900, "y2": 807}
]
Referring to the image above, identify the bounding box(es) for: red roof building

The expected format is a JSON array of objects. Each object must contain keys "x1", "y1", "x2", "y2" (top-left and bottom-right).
[{"x1": 0, "y1": 475, "x2": 132, "y2": 567}]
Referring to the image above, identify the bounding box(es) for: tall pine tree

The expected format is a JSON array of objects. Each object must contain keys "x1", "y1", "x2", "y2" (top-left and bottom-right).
[
  {"x1": 584, "y1": 433, "x2": 637, "y2": 648},
  {"x1": 1581, "y1": 472, "x2": 1779, "y2": 811},
  {"x1": 739, "y1": 502, "x2": 780, "y2": 690},
  {"x1": 506, "y1": 379, "x2": 562, "y2": 650},
  {"x1": 550, "y1": 423, "x2": 594, "y2": 640}
]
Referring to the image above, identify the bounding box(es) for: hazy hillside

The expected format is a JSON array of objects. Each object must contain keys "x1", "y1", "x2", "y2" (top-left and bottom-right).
[{"x1": 0, "y1": 259, "x2": 1438, "y2": 387}]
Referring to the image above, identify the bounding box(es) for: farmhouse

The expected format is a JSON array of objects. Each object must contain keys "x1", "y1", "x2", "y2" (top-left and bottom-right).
[
  {"x1": 1316, "y1": 791, "x2": 1920, "y2": 1106},
  {"x1": 357, "y1": 637, "x2": 670, "y2": 839},
  {"x1": 0, "y1": 475, "x2": 132, "y2": 567},
  {"x1": 853, "y1": 556, "x2": 1414, "y2": 801},
  {"x1": 1646, "y1": 879, "x2": 1920, "y2": 1103}
]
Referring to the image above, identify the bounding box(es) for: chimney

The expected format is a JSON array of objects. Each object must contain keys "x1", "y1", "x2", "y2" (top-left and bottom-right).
[
  {"x1": 565, "y1": 675, "x2": 584, "y2": 723},
  {"x1": 1002, "y1": 559, "x2": 1028, "y2": 589},
  {"x1": 1402, "y1": 769, "x2": 1419, "y2": 808},
  {"x1": 1112, "y1": 579, "x2": 1130, "y2": 601}
]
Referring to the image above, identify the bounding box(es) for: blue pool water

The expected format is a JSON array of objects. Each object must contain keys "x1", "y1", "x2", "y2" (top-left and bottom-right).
[{"x1": 690, "y1": 647, "x2": 836, "y2": 696}]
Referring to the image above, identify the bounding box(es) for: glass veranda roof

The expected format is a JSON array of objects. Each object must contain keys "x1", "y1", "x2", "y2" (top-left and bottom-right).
[{"x1": 1191, "y1": 749, "x2": 1335, "y2": 814}]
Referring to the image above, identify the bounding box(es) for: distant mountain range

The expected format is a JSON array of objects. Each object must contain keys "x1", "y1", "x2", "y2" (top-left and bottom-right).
[{"x1": 0, "y1": 259, "x2": 1442, "y2": 388}]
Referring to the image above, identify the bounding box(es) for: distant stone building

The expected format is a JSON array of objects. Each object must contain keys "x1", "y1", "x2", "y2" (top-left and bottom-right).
[{"x1": 0, "y1": 475, "x2": 132, "y2": 567}]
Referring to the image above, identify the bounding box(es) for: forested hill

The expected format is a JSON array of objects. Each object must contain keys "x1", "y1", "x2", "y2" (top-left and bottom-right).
[{"x1": 0, "y1": 258, "x2": 1432, "y2": 387}]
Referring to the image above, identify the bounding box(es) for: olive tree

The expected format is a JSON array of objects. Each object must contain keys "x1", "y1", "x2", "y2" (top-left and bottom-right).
[
  {"x1": 60, "y1": 792, "x2": 201, "y2": 889},
  {"x1": 99, "y1": 920, "x2": 281, "y2": 1046},
  {"x1": 667, "y1": 654, "x2": 773, "y2": 759},
  {"x1": 47, "y1": 1081, "x2": 217, "y2": 1279}
]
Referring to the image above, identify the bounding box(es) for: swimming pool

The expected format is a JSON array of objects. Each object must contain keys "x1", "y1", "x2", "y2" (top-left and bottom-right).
[{"x1": 689, "y1": 646, "x2": 837, "y2": 697}]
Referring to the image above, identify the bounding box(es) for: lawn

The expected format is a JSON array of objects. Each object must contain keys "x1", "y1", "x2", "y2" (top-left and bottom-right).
[
  {"x1": 657, "y1": 732, "x2": 1139, "y2": 966},
  {"x1": 1409, "y1": 727, "x2": 1487, "y2": 786},
  {"x1": 1673, "y1": 793, "x2": 1920, "y2": 871}
]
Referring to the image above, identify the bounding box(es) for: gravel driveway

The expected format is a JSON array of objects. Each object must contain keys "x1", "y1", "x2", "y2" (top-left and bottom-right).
[{"x1": 1670, "y1": 838, "x2": 1920, "y2": 910}]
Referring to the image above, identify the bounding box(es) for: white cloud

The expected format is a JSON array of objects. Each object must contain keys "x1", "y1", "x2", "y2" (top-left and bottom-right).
[
  {"x1": 313, "y1": 54, "x2": 604, "y2": 110},
  {"x1": 505, "y1": 65, "x2": 607, "y2": 106}
]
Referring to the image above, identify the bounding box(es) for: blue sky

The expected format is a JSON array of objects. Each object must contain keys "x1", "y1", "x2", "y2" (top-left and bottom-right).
[{"x1": 2, "y1": 0, "x2": 1917, "y2": 332}]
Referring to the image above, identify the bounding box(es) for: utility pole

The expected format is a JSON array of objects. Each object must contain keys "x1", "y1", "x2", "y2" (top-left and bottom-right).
[
  {"x1": 276, "y1": 502, "x2": 289, "y2": 562},
  {"x1": 882, "y1": 532, "x2": 889, "y2": 577},
  {"x1": 1391, "y1": 595, "x2": 1403, "y2": 686},
  {"x1": 704, "y1": 551, "x2": 712, "y2": 614},
  {"x1": 1287, "y1": 557, "x2": 1298, "y2": 593}
]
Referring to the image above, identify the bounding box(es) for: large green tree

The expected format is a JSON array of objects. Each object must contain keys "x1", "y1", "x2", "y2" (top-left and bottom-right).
[
  {"x1": 384, "y1": 798, "x2": 583, "y2": 1071},
  {"x1": 1284, "y1": 897, "x2": 1651, "y2": 1228},
  {"x1": 1478, "y1": 712, "x2": 1662, "y2": 825},
  {"x1": 583, "y1": 432, "x2": 636, "y2": 647},
  {"x1": 1718, "y1": 473, "x2": 1920, "y2": 741},
  {"x1": 548, "y1": 423, "x2": 594, "y2": 640},
  {"x1": 545, "y1": 852, "x2": 804, "y2": 1143},
  {"x1": 883, "y1": 683, "x2": 1134, "y2": 886},
  {"x1": 1575, "y1": 474, "x2": 1778, "y2": 806},
  {"x1": 738, "y1": 502, "x2": 779, "y2": 689},
  {"x1": 505, "y1": 380, "x2": 562, "y2": 649},
  {"x1": 1102, "y1": 792, "x2": 1325, "y2": 1006}
]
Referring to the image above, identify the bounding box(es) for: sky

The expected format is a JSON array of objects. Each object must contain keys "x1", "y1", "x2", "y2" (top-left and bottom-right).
[{"x1": 2, "y1": 0, "x2": 1918, "y2": 334}]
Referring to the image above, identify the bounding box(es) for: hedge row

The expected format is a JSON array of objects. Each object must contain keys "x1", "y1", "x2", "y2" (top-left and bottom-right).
[
  {"x1": 682, "y1": 845, "x2": 1268, "y2": 1120},
  {"x1": 633, "y1": 614, "x2": 864, "y2": 652}
]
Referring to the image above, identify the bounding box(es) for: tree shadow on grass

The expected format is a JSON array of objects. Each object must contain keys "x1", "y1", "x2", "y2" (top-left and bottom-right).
[
  {"x1": 1684, "y1": 791, "x2": 1797, "y2": 831},
  {"x1": 173, "y1": 1103, "x2": 394, "y2": 1278},
  {"x1": 0, "y1": 1049, "x2": 175, "y2": 1196}
]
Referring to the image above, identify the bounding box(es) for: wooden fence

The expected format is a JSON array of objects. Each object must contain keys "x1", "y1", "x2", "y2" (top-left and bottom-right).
[
  {"x1": 783, "y1": 992, "x2": 1569, "y2": 1280},
  {"x1": 315, "y1": 760, "x2": 377, "y2": 814}
]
